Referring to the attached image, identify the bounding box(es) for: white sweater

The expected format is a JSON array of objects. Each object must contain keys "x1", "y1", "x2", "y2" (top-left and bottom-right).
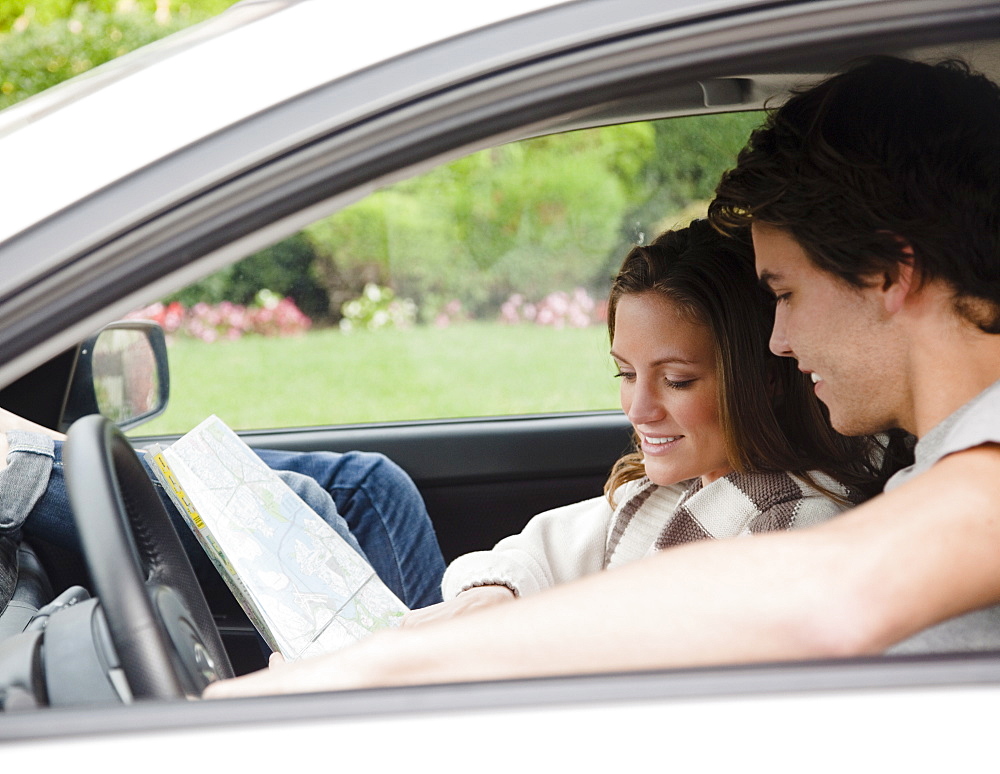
[{"x1": 441, "y1": 470, "x2": 850, "y2": 600}]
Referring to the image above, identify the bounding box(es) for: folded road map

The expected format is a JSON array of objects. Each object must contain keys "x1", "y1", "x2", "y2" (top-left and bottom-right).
[{"x1": 147, "y1": 415, "x2": 408, "y2": 660}]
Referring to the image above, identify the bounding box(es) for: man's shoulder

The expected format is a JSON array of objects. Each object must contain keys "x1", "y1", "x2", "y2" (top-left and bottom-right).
[
  {"x1": 933, "y1": 378, "x2": 1000, "y2": 469},
  {"x1": 914, "y1": 443, "x2": 1000, "y2": 498},
  {"x1": 887, "y1": 379, "x2": 1000, "y2": 491}
]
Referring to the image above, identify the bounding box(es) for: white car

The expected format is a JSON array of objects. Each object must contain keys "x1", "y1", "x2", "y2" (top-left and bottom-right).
[{"x1": 1, "y1": 0, "x2": 999, "y2": 766}]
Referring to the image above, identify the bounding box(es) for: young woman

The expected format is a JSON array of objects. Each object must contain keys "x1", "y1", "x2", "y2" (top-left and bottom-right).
[{"x1": 405, "y1": 219, "x2": 887, "y2": 625}]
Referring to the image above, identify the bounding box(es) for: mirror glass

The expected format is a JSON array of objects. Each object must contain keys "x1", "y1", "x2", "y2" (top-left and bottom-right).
[{"x1": 92, "y1": 329, "x2": 163, "y2": 424}]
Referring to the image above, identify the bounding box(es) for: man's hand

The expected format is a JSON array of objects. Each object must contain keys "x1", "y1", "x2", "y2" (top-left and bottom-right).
[
  {"x1": 203, "y1": 628, "x2": 418, "y2": 698},
  {"x1": 205, "y1": 588, "x2": 517, "y2": 698},
  {"x1": 402, "y1": 585, "x2": 516, "y2": 628}
]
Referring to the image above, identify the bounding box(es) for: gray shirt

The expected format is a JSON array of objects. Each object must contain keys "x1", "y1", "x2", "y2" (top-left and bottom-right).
[
  {"x1": 884, "y1": 378, "x2": 1000, "y2": 654},
  {"x1": 885, "y1": 378, "x2": 1000, "y2": 492}
]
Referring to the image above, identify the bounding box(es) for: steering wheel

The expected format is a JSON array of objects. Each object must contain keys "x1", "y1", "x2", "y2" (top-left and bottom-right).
[{"x1": 63, "y1": 414, "x2": 233, "y2": 699}]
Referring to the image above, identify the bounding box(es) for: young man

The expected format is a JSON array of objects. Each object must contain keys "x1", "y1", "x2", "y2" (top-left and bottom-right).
[{"x1": 206, "y1": 56, "x2": 1000, "y2": 696}]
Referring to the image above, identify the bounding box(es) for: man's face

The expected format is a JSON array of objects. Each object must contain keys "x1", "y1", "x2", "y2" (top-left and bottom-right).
[{"x1": 752, "y1": 223, "x2": 903, "y2": 436}]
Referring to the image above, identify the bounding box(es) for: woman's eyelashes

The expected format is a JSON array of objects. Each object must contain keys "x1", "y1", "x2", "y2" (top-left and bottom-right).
[
  {"x1": 665, "y1": 378, "x2": 695, "y2": 390},
  {"x1": 613, "y1": 369, "x2": 695, "y2": 390}
]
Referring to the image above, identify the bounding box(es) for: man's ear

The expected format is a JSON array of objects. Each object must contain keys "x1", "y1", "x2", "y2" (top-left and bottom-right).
[{"x1": 880, "y1": 244, "x2": 916, "y2": 315}]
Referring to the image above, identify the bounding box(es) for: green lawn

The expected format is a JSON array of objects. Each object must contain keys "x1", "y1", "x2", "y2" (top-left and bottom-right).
[{"x1": 137, "y1": 322, "x2": 621, "y2": 435}]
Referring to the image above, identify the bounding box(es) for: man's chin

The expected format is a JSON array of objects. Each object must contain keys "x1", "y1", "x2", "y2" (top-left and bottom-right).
[{"x1": 826, "y1": 407, "x2": 889, "y2": 438}]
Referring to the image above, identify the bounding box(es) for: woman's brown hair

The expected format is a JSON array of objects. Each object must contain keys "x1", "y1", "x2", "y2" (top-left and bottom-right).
[{"x1": 604, "y1": 219, "x2": 893, "y2": 504}]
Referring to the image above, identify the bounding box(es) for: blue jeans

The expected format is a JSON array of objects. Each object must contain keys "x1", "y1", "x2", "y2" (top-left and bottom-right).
[{"x1": 22, "y1": 441, "x2": 445, "y2": 609}]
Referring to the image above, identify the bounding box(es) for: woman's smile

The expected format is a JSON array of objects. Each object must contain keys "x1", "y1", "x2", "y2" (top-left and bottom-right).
[{"x1": 639, "y1": 434, "x2": 684, "y2": 454}]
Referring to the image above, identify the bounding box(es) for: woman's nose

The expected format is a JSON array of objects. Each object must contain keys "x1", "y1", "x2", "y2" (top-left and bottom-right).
[{"x1": 626, "y1": 381, "x2": 666, "y2": 425}]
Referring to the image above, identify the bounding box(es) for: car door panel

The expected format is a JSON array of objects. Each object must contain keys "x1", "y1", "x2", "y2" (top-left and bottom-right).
[{"x1": 239, "y1": 412, "x2": 634, "y2": 562}]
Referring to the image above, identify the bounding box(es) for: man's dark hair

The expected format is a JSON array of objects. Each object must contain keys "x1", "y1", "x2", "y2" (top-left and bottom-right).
[
  {"x1": 605, "y1": 220, "x2": 889, "y2": 504},
  {"x1": 709, "y1": 56, "x2": 1000, "y2": 332}
]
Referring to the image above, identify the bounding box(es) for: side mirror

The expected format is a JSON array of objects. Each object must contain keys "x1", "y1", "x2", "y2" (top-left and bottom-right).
[{"x1": 60, "y1": 322, "x2": 170, "y2": 432}]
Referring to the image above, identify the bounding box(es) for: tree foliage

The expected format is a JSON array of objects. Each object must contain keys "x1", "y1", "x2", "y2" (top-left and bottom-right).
[
  {"x1": 0, "y1": 0, "x2": 235, "y2": 34},
  {"x1": 0, "y1": 1, "x2": 238, "y2": 110},
  {"x1": 307, "y1": 123, "x2": 657, "y2": 320},
  {"x1": 305, "y1": 113, "x2": 761, "y2": 321},
  {"x1": 0, "y1": 8, "x2": 178, "y2": 108},
  {"x1": 166, "y1": 233, "x2": 330, "y2": 320}
]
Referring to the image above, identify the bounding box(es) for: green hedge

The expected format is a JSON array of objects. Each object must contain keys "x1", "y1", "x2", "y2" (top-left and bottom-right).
[{"x1": 167, "y1": 234, "x2": 330, "y2": 320}]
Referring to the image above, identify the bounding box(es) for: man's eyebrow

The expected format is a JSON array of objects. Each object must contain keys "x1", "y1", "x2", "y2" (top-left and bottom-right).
[{"x1": 757, "y1": 269, "x2": 781, "y2": 291}]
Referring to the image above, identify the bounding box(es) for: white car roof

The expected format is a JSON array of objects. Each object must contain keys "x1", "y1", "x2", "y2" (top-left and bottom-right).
[
  {"x1": 0, "y1": 0, "x2": 577, "y2": 244},
  {"x1": 0, "y1": 0, "x2": 552, "y2": 241},
  {"x1": 0, "y1": 0, "x2": 776, "y2": 246}
]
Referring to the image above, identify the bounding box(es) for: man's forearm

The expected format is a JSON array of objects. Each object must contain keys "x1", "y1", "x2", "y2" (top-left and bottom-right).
[
  {"x1": 206, "y1": 445, "x2": 1000, "y2": 697},
  {"x1": 206, "y1": 526, "x2": 861, "y2": 697}
]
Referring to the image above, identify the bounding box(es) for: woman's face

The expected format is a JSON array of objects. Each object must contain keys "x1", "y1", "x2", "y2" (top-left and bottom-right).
[{"x1": 611, "y1": 291, "x2": 733, "y2": 488}]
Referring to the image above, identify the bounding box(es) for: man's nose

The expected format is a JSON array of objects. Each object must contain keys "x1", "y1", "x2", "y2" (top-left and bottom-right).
[{"x1": 769, "y1": 306, "x2": 794, "y2": 357}]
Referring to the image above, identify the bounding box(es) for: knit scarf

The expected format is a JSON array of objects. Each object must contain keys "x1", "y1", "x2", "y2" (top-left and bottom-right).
[{"x1": 604, "y1": 471, "x2": 818, "y2": 570}]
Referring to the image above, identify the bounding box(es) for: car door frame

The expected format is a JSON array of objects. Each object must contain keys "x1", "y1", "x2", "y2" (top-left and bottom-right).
[{"x1": 1, "y1": 0, "x2": 1000, "y2": 746}]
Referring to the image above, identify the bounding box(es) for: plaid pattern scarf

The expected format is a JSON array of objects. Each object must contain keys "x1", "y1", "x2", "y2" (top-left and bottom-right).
[{"x1": 604, "y1": 471, "x2": 838, "y2": 569}]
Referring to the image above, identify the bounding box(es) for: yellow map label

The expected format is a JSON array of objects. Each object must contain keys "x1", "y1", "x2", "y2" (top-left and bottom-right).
[{"x1": 151, "y1": 451, "x2": 206, "y2": 530}]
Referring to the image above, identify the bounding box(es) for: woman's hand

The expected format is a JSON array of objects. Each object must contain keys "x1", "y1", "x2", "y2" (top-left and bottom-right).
[{"x1": 401, "y1": 585, "x2": 516, "y2": 628}]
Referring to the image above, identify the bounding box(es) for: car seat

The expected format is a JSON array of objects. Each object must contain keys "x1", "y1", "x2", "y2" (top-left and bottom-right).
[{"x1": 0, "y1": 541, "x2": 54, "y2": 639}]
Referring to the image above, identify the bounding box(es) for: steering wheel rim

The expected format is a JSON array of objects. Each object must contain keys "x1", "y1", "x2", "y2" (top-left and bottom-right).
[{"x1": 63, "y1": 414, "x2": 233, "y2": 699}]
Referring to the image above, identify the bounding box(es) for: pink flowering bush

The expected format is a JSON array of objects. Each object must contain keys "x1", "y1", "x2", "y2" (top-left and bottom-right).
[
  {"x1": 499, "y1": 288, "x2": 606, "y2": 328},
  {"x1": 128, "y1": 291, "x2": 311, "y2": 342},
  {"x1": 433, "y1": 299, "x2": 468, "y2": 328}
]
